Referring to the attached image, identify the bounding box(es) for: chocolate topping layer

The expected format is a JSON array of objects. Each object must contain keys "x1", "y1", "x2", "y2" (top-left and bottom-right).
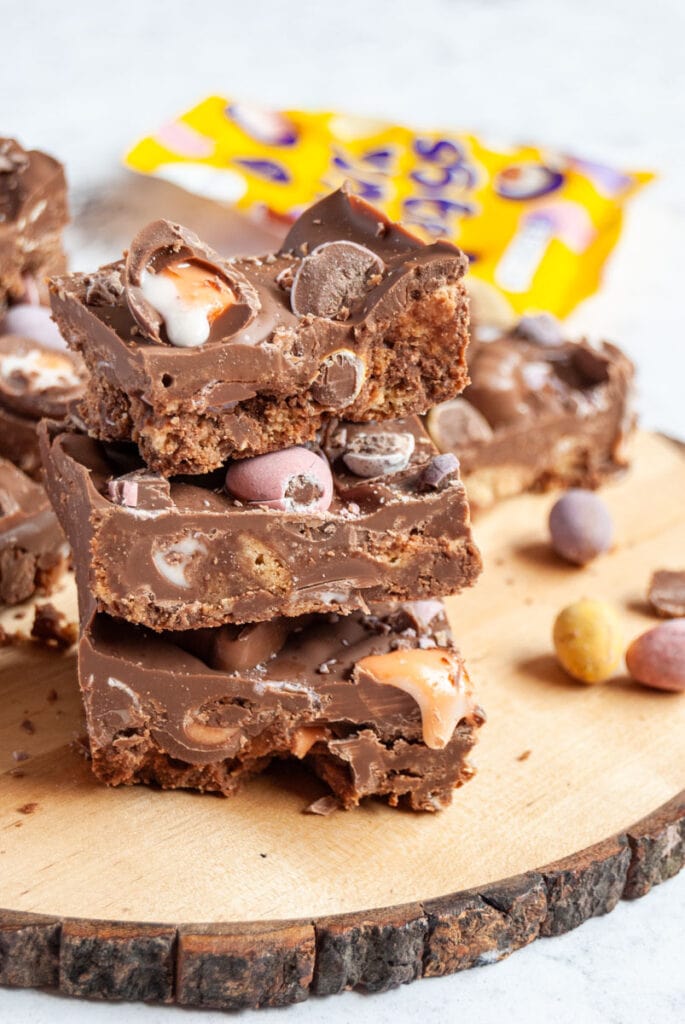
[
  {"x1": 39, "y1": 416, "x2": 482, "y2": 629},
  {"x1": 427, "y1": 319, "x2": 635, "y2": 510},
  {"x1": 49, "y1": 188, "x2": 470, "y2": 474},
  {"x1": 79, "y1": 601, "x2": 484, "y2": 811}
]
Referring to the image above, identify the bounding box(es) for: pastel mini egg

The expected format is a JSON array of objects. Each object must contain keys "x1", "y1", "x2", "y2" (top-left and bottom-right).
[
  {"x1": 549, "y1": 489, "x2": 614, "y2": 565},
  {"x1": 553, "y1": 598, "x2": 624, "y2": 684},
  {"x1": 225, "y1": 447, "x2": 333, "y2": 513},
  {"x1": 626, "y1": 620, "x2": 685, "y2": 692}
]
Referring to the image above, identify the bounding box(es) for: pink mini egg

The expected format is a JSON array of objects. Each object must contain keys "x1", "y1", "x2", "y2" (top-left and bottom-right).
[
  {"x1": 626, "y1": 620, "x2": 685, "y2": 692},
  {"x1": 225, "y1": 447, "x2": 333, "y2": 513},
  {"x1": 2, "y1": 304, "x2": 67, "y2": 351}
]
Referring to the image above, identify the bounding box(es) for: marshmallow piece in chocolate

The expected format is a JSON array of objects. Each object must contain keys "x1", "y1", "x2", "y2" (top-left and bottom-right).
[
  {"x1": 225, "y1": 446, "x2": 333, "y2": 512},
  {"x1": 290, "y1": 240, "x2": 384, "y2": 320},
  {"x1": 1, "y1": 304, "x2": 67, "y2": 352},
  {"x1": 342, "y1": 430, "x2": 415, "y2": 478},
  {"x1": 106, "y1": 470, "x2": 173, "y2": 513},
  {"x1": 356, "y1": 648, "x2": 472, "y2": 749},
  {"x1": 125, "y1": 220, "x2": 260, "y2": 347},
  {"x1": 310, "y1": 349, "x2": 366, "y2": 409}
]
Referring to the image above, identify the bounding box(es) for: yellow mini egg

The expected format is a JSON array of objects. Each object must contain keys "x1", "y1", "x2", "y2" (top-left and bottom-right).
[{"x1": 553, "y1": 598, "x2": 624, "y2": 684}]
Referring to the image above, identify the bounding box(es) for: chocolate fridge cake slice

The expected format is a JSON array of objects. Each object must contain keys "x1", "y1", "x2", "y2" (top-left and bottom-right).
[
  {"x1": 0, "y1": 456, "x2": 68, "y2": 604},
  {"x1": 48, "y1": 187, "x2": 471, "y2": 475},
  {"x1": 0, "y1": 138, "x2": 68, "y2": 313},
  {"x1": 426, "y1": 314, "x2": 635, "y2": 511},
  {"x1": 79, "y1": 600, "x2": 485, "y2": 811},
  {"x1": 40, "y1": 415, "x2": 482, "y2": 629}
]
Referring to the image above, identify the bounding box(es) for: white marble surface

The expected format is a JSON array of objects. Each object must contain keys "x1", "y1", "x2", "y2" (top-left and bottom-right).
[{"x1": 1, "y1": 0, "x2": 684, "y2": 1020}]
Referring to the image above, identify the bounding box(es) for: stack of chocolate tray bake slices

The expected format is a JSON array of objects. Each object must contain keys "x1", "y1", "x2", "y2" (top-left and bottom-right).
[{"x1": 40, "y1": 186, "x2": 488, "y2": 813}]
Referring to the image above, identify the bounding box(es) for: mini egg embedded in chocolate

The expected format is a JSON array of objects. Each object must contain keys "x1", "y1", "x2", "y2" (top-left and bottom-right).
[
  {"x1": 426, "y1": 397, "x2": 494, "y2": 452},
  {"x1": 124, "y1": 220, "x2": 260, "y2": 347},
  {"x1": 225, "y1": 446, "x2": 333, "y2": 513},
  {"x1": 290, "y1": 240, "x2": 385, "y2": 320},
  {"x1": 418, "y1": 453, "x2": 460, "y2": 492},
  {"x1": 342, "y1": 430, "x2": 415, "y2": 478},
  {"x1": 310, "y1": 348, "x2": 366, "y2": 409}
]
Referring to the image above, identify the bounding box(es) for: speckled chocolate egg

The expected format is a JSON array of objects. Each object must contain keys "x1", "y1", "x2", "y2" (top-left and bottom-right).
[
  {"x1": 1, "y1": 303, "x2": 67, "y2": 351},
  {"x1": 549, "y1": 489, "x2": 614, "y2": 565},
  {"x1": 626, "y1": 620, "x2": 685, "y2": 692},
  {"x1": 553, "y1": 598, "x2": 624, "y2": 684},
  {"x1": 225, "y1": 447, "x2": 333, "y2": 513}
]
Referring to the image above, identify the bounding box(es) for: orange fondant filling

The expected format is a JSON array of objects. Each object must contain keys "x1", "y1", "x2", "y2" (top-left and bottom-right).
[{"x1": 161, "y1": 260, "x2": 234, "y2": 319}]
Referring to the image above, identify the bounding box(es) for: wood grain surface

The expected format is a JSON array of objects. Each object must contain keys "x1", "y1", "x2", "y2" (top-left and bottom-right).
[{"x1": 0, "y1": 431, "x2": 683, "y2": 1009}]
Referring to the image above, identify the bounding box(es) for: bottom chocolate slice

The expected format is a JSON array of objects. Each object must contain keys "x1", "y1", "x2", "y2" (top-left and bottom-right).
[{"x1": 80, "y1": 601, "x2": 484, "y2": 812}]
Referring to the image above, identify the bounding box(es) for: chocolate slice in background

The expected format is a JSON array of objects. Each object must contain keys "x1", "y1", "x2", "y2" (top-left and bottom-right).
[{"x1": 0, "y1": 335, "x2": 85, "y2": 419}]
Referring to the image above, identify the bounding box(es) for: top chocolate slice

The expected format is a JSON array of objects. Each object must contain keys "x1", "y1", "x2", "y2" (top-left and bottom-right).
[{"x1": 49, "y1": 187, "x2": 470, "y2": 475}]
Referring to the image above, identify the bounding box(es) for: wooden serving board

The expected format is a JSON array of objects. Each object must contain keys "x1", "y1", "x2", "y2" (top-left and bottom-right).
[{"x1": 1, "y1": 431, "x2": 684, "y2": 1010}]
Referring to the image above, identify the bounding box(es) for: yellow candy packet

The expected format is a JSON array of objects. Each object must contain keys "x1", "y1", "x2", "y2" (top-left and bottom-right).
[{"x1": 124, "y1": 97, "x2": 652, "y2": 319}]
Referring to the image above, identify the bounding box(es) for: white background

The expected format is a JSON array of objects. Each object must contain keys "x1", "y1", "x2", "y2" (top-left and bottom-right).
[{"x1": 1, "y1": 0, "x2": 684, "y2": 1021}]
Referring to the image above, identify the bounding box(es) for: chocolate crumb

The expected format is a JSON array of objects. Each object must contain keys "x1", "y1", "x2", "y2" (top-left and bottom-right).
[
  {"x1": 259, "y1": 853, "x2": 267, "y2": 859},
  {"x1": 305, "y1": 795, "x2": 340, "y2": 816},
  {"x1": 17, "y1": 802, "x2": 38, "y2": 815},
  {"x1": 32, "y1": 603, "x2": 78, "y2": 649},
  {"x1": 648, "y1": 569, "x2": 685, "y2": 618}
]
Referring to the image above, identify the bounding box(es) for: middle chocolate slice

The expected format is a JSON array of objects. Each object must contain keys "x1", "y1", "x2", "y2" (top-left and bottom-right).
[{"x1": 40, "y1": 416, "x2": 481, "y2": 630}]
